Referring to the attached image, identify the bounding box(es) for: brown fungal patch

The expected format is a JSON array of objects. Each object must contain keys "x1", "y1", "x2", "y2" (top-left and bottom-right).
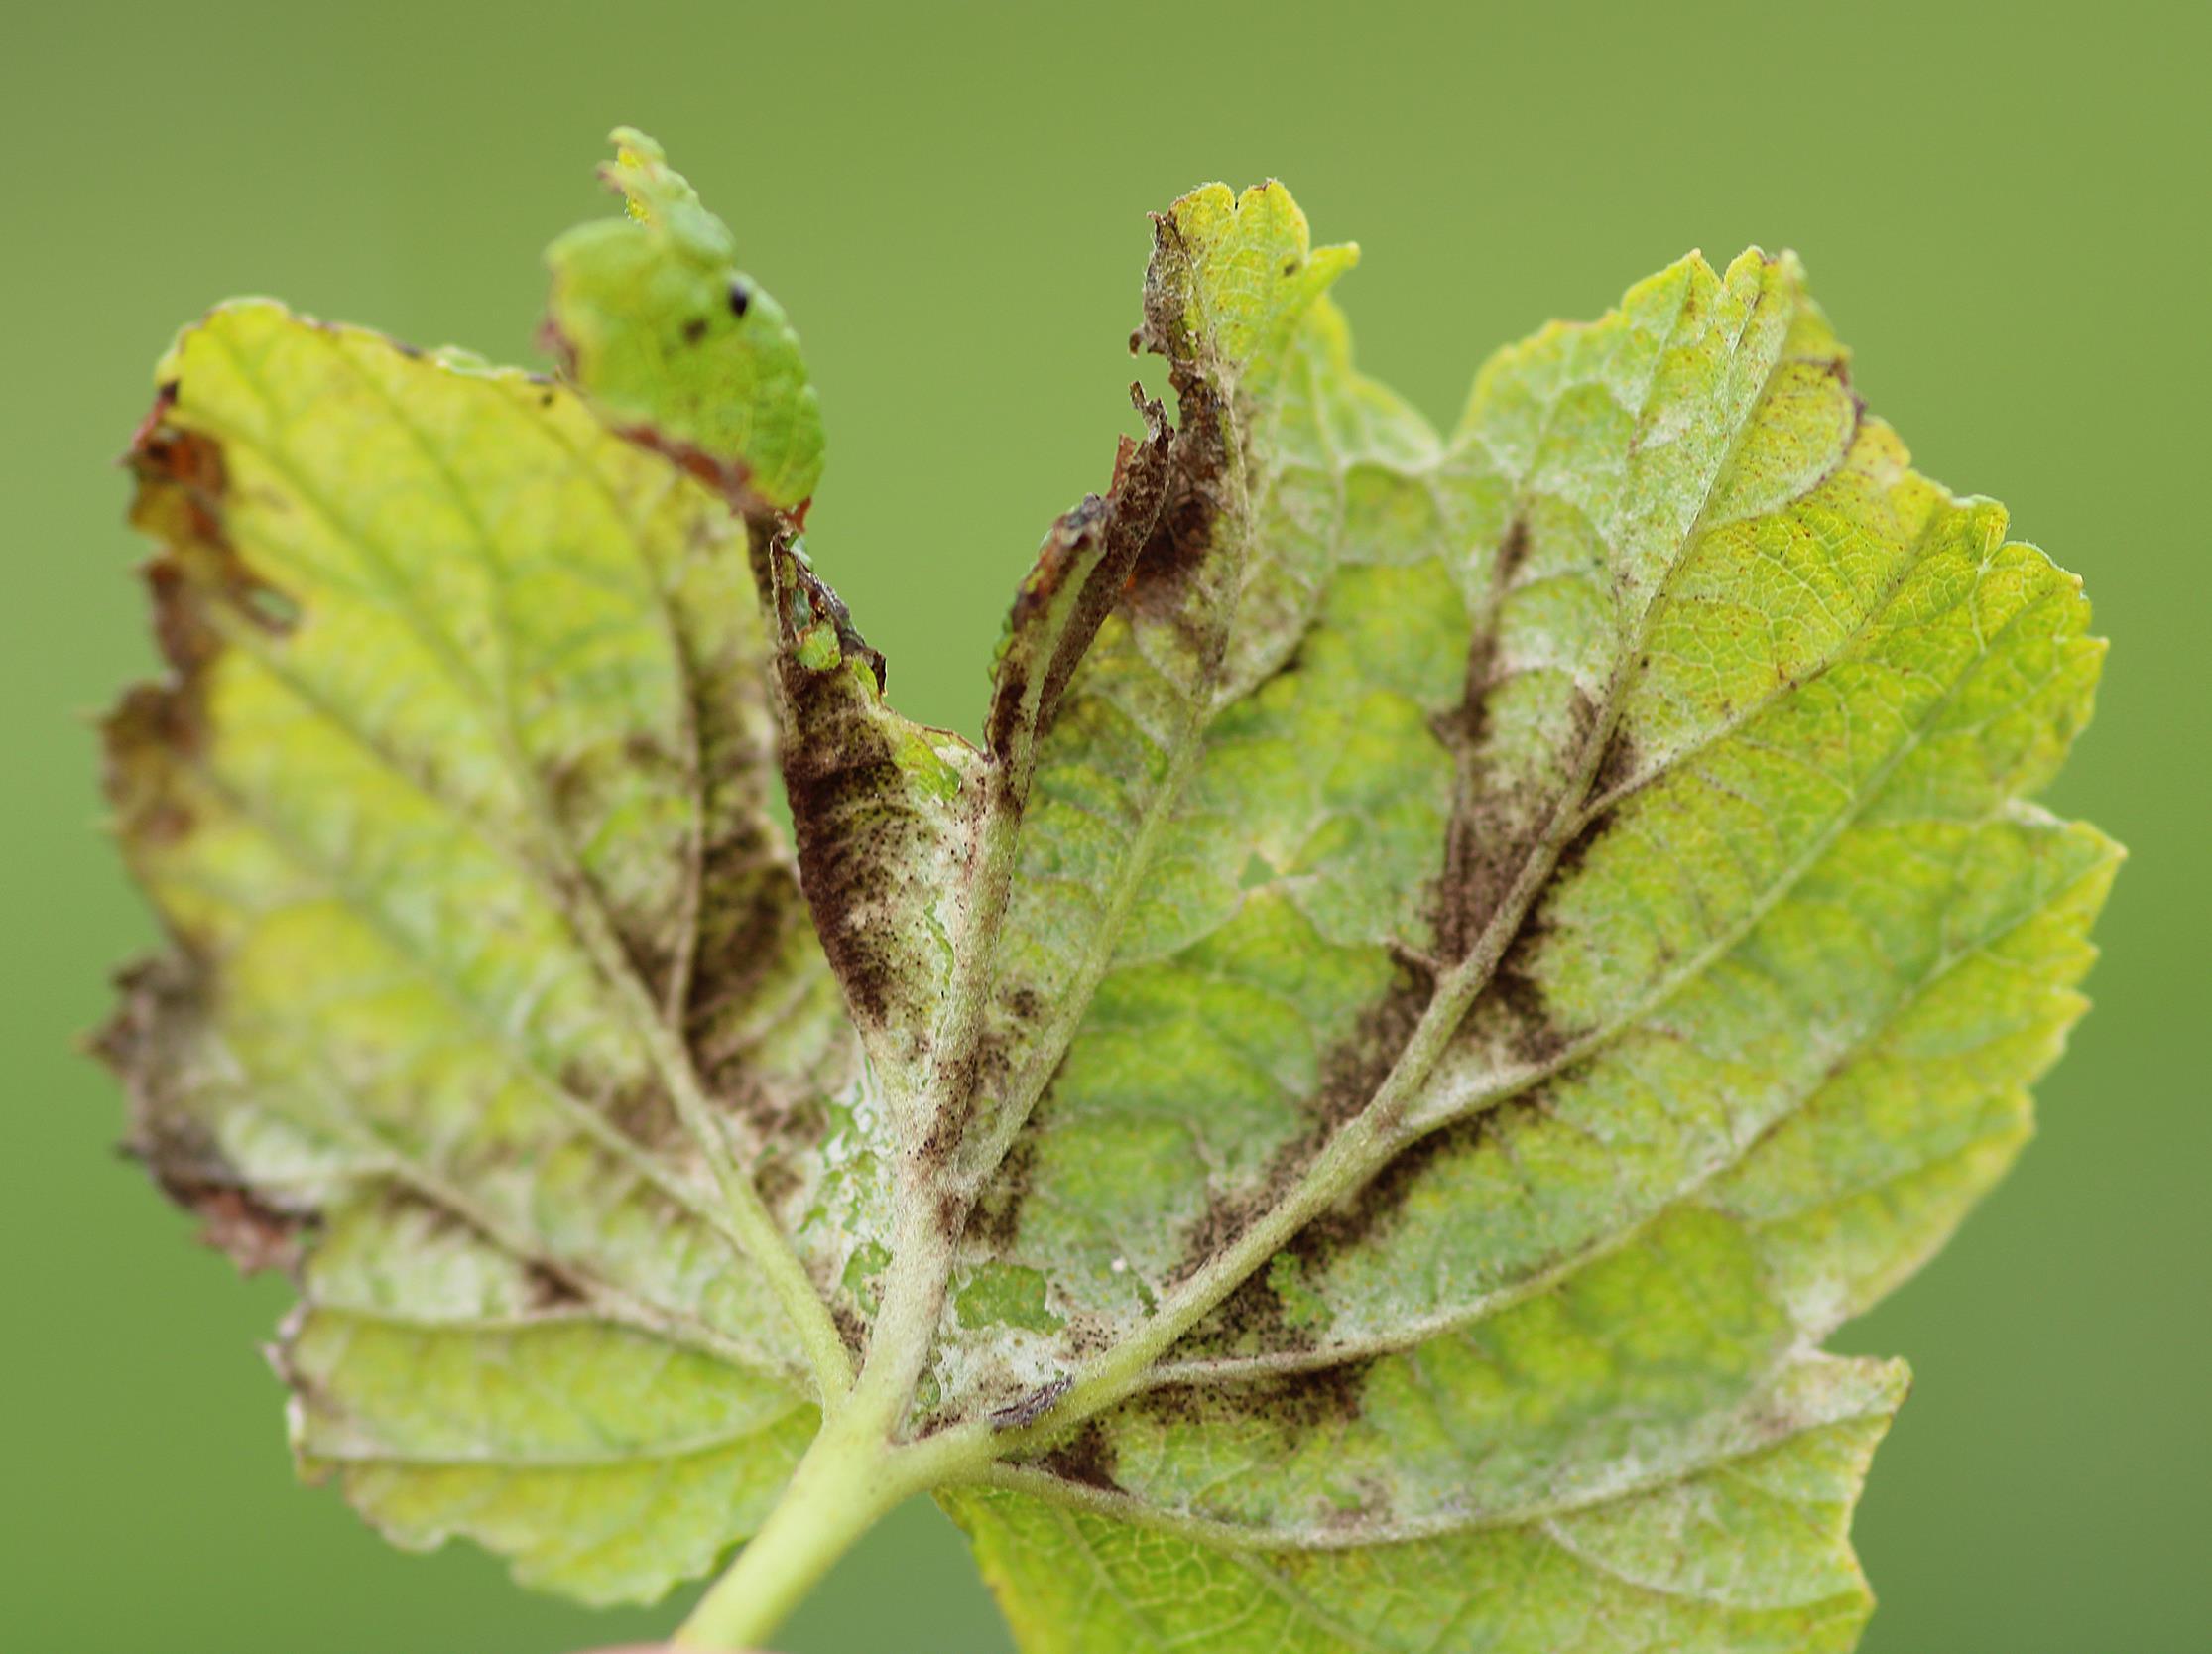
[
  {"x1": 1055, "y1": 1305, "x2": 1122, "y2": 1360},
  {"x1": 1257, "y1": 1357, "x2": 1377, "y2": 1433},
  {"x1": 763, "y1": 531, "x2": 957, "y2": 1058},
  {"x1": 687, "y1": 874, "x2": 835, "y2": 1142},
  {"x1": 1462, "y1": 720, "x2": 1636, "y2": 1064},
  {"x1": 669, "y1": 511, "x2": 838, "y2": 1139},
  {"x1": 925, "y1": 203, "x2": 1276, "y2": 1244},
  {"x1": 1132, "y1": 209, "x2": 1194, "y2": 369},
  {"x1": 1034, "y1": 1418, "x2": 1122, "y2": 1492},
  {"x1": 754, "y1": 1146, "x2": 815, "y2": 1215},
  {"x1": 1140, "y1": 1354, "x2": 1377, "y2": 1436},
  {"x1": 934, "y1": 1185, "x2": 968, "y2": 1242},
  {"x1": 1486, "y1": 942, "x2": 1573, "y2": 1067},
  {"x1": 1196, "y1": 1262, "x2": 1299, "y2": 1355},
  {"x1": 779, "y1": 744, "x2": 909, "y2": 1031},
  {"x1": 1311, "y1": 962, "x2": 1432, "y2": 1136},
  {"x1": 1124, "y1": 398, "x2": 1224, "y2": 606},
  {"x1": 964, "y1": 1133, "x2": 1036, "y2": 1252},
  {"x1": 829, "y1": 1299, "x2": 868, "y2": 1359},
  {"x1": 102, "y1": 681, "x2": 203, "y2": 845},
  {"x1": 96, "y1": 404, "x2": 319, "y2": 1277},
  {"x1": 103, "y1": 397, "x2": 298, "y2": 848},
  {"x1": 1429, "y1": 517, "x2": 1536, "y2": 962},
  {"x1": 1428, "y1": 542, "x2": 1632, "y2": 1056},
  {"x1": 1588, "y1": 724, "x2": 1640, "y2": 804},
  {"x1": 1175, "y1": 1081, "x2": 1572, "y2": 1362},
  {"x1": 1116, "y1": 203, "x2": 1243, "y2": 668},
  {"x1": 129, "y1": 415, "x2": 227, "y2": 547},
  {"x1": 126, "y1": 417, "x2": 282, "y2": 664},
  {"x1": 540, "y1": 751, "x2": 685, "y2": 1003},
  {"x1": 1170, "y1": 1113, "x2": 1485, "y2": 1363},
  {"x1": 1163, "y1": 962, "x2": 1431, "y2": 1291},
  {"x1": 1291, "y1": 1112, "x2": 1474, "y2": 1270},
  {"x1": 164, "y1": 1178, "x2": 307, "y2": 1275},
  {"x1": 1117, "y1": 383, "x2": 1235, "y2": 685},
  {"x1": 94, "y1": 958, "x2": 317, "y2": 1277},
  {"x1": 1482, "y1": 679, "x2": 1595, "y2": 899},
  {"x1": 522, "y1": 1260, "x2": 587, "y2": 1311},
  {"x1": 986, "y1": 393, "x2": 1173, "y2": 764},
  {"x1": 1495, "y1": 514, "x2": 1533, "y2": 586},
  {"x1": 581, "y1": 1064, "x2": 686, "y2": 1155},
  {"x1": 1550, "y1": 798, "x2": 1619, "y2": 893}
]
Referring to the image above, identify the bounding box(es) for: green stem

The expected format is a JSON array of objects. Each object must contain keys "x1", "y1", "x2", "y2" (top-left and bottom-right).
[
  {"x1": 671, "y1": 1420, "x2": 887, "y2": 1650},
  {"x1": 673, "y1": 1193, "x2": 979, "y2": 1650},
  {"x1": 672, "y1": 1400, "x2": 914, "y2": 1650}
]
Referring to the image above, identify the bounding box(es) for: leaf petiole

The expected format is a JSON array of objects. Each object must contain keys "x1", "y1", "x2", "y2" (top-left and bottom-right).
[{"x1": 672, "y1": 1320, "x2": 989, "y2": 1649}]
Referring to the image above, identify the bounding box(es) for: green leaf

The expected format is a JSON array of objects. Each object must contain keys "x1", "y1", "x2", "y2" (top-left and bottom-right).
[
  {"x1": 99, "y1": 298, "x2": 852, "y2": 1602},
  {"x1": 545, "y1": 127, "x2": 825, "y2": 509},
  {"x1": 949, "y1": 1357, "x2": 1905, "y2": 1654},
  {"x1": 98, "y1": 136, "x2": 2114, "y2": 1652},
  {"x1": 289, "y1": 1197, "x2": 816, "y2": 1603},
  {"x1": 917, "y1": 235, "x2": 2113, "y2": 1652}
]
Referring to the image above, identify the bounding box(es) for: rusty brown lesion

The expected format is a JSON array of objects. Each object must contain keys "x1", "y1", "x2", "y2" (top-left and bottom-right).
[
  {"x1": 762, "y1": 538, "x2": 939, "y2": 1051},
  {"x1": 91, "y1": 956, "x2": 316, "y2": 1277},
  {"x1": 97, "y1": 396, "x2": 314, "y2": 1274},
  {"x1": 103, "y1": 396, "x2": 294, "y2": 844},
  {"x1": 1032, "y1": 1416, "x2": 1122, "y2": 1493},
  {"x1": 1428, "y1": 513, "x2": 1588, "y2": 967},
  {"x1": 1160, "y1": 959, "x2": 1433, "y2": 1297},
  {"x1": 1133, "y1": 1353, "x2": 1378, "y2": 1438},
  {"x1": 985, "y1": 388, "x2": 1174, "y2": 765}
]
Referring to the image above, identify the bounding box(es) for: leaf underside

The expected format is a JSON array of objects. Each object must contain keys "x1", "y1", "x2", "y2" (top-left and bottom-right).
[{"x1": 98, "y1": 130, "x2": 2114, "y2": 1651}]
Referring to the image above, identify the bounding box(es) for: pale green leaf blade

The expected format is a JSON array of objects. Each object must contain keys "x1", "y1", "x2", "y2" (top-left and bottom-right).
[
  {"x1": 942, "y1": 188, "x2": 1436, "y2": 1245},
  {"x1": 1162, "y1": 314, "x2": 2114, "y2": 1383},
  {"x1": 99, "y1": 300, "x2": 852, "y2": 1598},
  {"x1": 289, "y1": 1197, "x2": 816, "y2": 1605},
  {"x1": 943, "y1": 233, "x2": 2109, "y2": 1397},
  {"x1": 948, "y1": 1356, "x2": 1904, "y2": 1654},
  {"x1": 934, "y1": 209, "x2": 2112, "y2": 1653},
  {"x1": 925, "y1": 186, "x2": 1469, "y2": 1411}
]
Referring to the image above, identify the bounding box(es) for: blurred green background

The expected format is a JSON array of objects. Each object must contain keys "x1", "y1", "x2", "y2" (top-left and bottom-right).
[{"x1": 6, "y1": 2, "x2": 2204, "y2": 1650}]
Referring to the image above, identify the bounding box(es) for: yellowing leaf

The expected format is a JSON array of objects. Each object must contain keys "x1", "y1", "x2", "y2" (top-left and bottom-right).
[
  {"x1": 100, "y1": 299, "x2": 852, "y2": 1601},
  {"x1": 97, "y1": 136, "x2": 2115, "y2": 1654}
]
